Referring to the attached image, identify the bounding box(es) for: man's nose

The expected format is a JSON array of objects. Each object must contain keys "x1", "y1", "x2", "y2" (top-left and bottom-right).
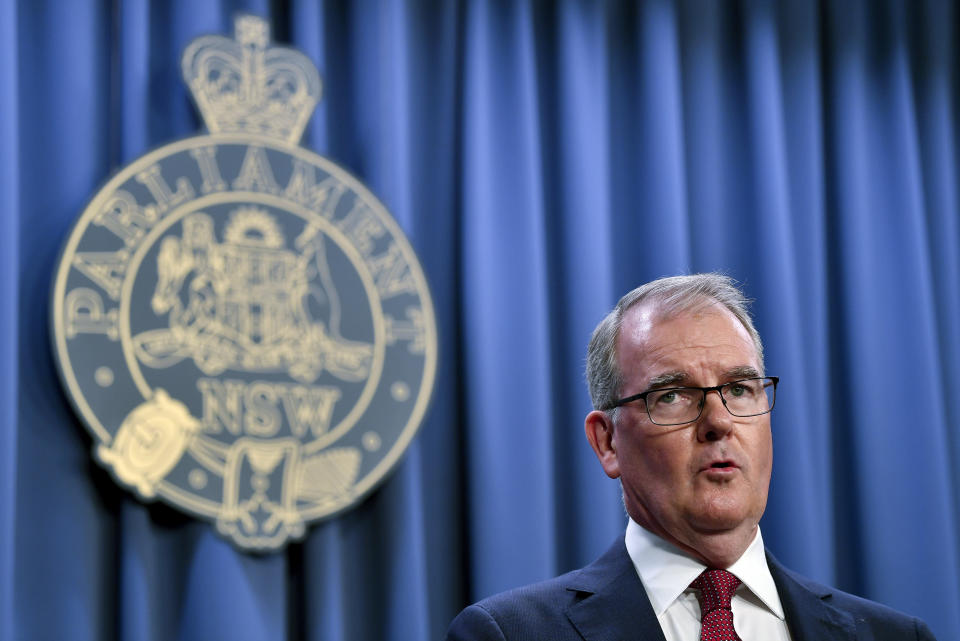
[{"x1": 696, "y1": 389, "x2": 734, "y2": 442}]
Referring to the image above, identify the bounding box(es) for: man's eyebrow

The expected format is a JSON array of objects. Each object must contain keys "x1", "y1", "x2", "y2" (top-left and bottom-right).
[
  {"x1": 725, "y1": 365, "x2": 761, "y2": 379},
  {"x1": 645, "y1": 366, "x2": 760, "y2": 389},
  {"x1": 646, "y1": 371, "x2": 687, "y2": 388}
]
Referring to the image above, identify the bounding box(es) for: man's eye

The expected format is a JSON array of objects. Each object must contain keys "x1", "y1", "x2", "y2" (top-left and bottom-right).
[
  {"x1": 658, "y1": 391, "x2": 678, "y2": 404},
  {"x1": 652, "y1": 389, "x2": 694, "y2": 406},
  {"x1": 728, "y1": 384, "x2": 747, "y2": 397}
]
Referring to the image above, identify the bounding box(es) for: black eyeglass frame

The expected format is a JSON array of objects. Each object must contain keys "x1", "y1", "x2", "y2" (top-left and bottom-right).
[{"x1": 606, "y1": 376, "x2": 779, "y2": 426}]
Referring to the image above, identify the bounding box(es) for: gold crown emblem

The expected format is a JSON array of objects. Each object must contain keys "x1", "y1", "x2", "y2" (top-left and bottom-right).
[{"x1": 181, "y1": 15, "x2": 321, "y2": 144}]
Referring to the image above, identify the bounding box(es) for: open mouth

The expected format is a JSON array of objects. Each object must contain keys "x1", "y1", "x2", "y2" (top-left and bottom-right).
[{"x1": 702, "y1": 460, "x2": 738, "y2": 473}]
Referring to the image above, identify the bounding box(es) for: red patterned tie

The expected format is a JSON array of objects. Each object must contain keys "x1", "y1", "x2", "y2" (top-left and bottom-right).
[{"x1": 690, "y1": 569, "x2": 742, "y2": 641}]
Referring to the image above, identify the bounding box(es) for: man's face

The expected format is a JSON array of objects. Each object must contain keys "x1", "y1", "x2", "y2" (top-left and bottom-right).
[{"x1": 604, "y1": 301, "x2": 773, "y2": 558}]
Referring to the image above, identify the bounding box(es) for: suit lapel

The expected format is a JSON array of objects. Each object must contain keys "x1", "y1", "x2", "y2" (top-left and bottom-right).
[
  {"x1": 767, "y1": 552, "x2": 858, "y2": 641},
  {"x1": 564, "y1": 540, "x2": 861, "y2": 641},
  {"x1": 563, "y1": 539, "x2": 667, "y2": 641}
]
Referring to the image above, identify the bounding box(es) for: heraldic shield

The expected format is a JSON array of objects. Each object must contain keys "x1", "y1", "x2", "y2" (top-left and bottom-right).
[{"x1": 50, "y1": 16, "x2": 437, "y2": 551}]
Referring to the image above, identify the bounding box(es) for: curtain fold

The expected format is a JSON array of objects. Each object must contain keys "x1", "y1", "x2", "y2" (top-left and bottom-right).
[
  {"x1": 5, "y1": 1, "x2": 960, "y2": 640},
  {"x1": 460, "y1": 0, "x2": 562, "y2": 597},
  {"x1": 0, "y1": 0, "x2": 19, "y2": 639}
]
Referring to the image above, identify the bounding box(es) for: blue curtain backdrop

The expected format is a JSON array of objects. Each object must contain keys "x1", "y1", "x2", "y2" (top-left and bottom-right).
[{"x1": 2, "y1": 0, "x2": 959, "y2": 640}]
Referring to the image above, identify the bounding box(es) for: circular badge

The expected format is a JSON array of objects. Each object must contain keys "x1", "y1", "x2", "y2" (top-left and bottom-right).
[{"x1": 50, "y1": 18, "x2": 436, "y2": 551}]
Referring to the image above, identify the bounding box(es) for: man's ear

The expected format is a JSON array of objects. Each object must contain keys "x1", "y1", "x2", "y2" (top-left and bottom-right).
[{"x1": 584, "y1": 410, "x2": 620, "y2": 479}]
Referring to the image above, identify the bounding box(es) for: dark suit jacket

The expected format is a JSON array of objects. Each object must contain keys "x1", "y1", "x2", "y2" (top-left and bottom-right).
[{"x1": 445, "y1": 538, "x2": 937, "y2": 641}]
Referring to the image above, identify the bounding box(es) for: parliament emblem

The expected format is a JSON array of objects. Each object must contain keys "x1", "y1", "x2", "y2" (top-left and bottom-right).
[{"x1": 50, "y1": 16, "x2": 437, "y2": 551}]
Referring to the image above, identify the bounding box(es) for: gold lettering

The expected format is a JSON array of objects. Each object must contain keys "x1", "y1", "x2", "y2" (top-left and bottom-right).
[
  {"x1": 63, "y1": 288, "x2": 119, "y2": 340},
  {"x1": 244, "y1": 382, "x2": 282, "y2": 437},
  {"x1": 284, "y1": 160, "x2": 347, "y2": 219},
  {"x1": 92, "y1": 189, "x2": 157, "y2": 247},
  {"x1": 367, "y1": 242, "x2": 417, "y2": 298},
  {"x1": 198, "y1": 378, "x2": 340, "y2": 439},
  {"x1": 232, "y1": 145, "x2": 280, "y2": 194},
  {"x1": 135, "y1": 164, "x2": 195, "y2": 215},
  {"x1": 72, "y1": 250, "x2": 129, "y2": 301},
  {"x1": 385, "y1": 307, "x2": 426, "y2": 354},
  {"x1": 338, "y1": 201, "x2": 386, "y2": 256},
  {"x1": 281, "y1": 385, "x2": 342, "y2": 438},
  {"x1": 189, "y1": 146, "x2": 227, "y2": 194},
  {"x1": 198, "y1": 379, "x2": 244, "y2": 435}
]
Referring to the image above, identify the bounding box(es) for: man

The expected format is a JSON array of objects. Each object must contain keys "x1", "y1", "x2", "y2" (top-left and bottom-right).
[{"x1": 446, "y1": 274, "x2": 936, "y2": 641}]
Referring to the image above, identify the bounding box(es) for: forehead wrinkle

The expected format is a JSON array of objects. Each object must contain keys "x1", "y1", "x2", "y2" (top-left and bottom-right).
[{"x1": 618, "y1": 302, "x2": 764, "y2": 397}]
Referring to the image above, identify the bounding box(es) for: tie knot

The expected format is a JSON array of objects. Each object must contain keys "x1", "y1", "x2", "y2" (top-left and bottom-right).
[{"x1": 690, "y1": 569, "x2": 741, "y2": 613}]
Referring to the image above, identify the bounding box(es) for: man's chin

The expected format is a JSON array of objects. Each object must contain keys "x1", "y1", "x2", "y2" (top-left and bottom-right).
[{"x1": 687, "y1": 498, "x2": 756, "y2": 534}]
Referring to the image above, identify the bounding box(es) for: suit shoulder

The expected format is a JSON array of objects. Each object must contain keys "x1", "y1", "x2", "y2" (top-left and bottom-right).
[
  {"x1": 445, "y1": 540, "x2": 644, "y2": 641},
  {"x1": 819, "y1": 586, "x2": 937, "y2": 639},
  {"x1": 771, "y1": 560, "x2": 938, "y2": 640},
  {"x1": 445, "y1": 570, "x2": 586, "y2": 641},
  {"x1": 472, "y1": 569, "x2": 584, "y2": 619}
]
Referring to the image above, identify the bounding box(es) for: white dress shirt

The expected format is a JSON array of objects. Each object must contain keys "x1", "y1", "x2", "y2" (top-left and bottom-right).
[{"x1": 624, "y1": 518, "x2": 792, "y2": 641}]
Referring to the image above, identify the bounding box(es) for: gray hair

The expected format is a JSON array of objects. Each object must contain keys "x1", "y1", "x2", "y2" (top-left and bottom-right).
[{"x1": 585, "y1": 273, "x2": 764, "y2": 412}]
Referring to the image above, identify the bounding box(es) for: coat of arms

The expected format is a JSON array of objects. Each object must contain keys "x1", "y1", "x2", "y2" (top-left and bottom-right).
[{"x1": 50, "y1": 16, "x2": 437, "y2": 551}]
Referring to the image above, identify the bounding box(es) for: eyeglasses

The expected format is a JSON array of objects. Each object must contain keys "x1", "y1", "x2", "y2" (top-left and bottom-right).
[{"x1": 608, "y1": 377, "x2": 779, "y2": 426}]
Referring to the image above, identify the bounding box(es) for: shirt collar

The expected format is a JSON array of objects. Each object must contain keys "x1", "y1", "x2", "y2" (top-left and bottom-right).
[{"x1": 624, "y1": 518, "x2": 786, "y2": 619}]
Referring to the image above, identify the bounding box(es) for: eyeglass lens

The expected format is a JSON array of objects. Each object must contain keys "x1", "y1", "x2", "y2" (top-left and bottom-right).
[{"x1": 646, "y1": 378, "x2": 776, "y2": 425}]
